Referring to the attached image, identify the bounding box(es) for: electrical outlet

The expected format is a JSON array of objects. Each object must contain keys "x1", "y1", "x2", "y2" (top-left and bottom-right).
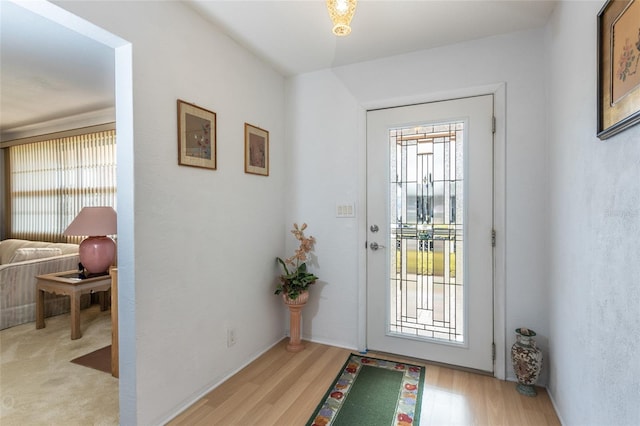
[{"x1": 227, "y1": 327, "x2": 236, "y2": 347}]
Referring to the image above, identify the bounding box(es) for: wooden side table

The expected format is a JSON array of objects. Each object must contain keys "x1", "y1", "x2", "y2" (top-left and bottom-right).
[
  {"x1": 35, "y1": 270, "x2": 111, "y2": 340},
  {"x1": 110, "y1": 267, "x2": 119, "y2": 378}
]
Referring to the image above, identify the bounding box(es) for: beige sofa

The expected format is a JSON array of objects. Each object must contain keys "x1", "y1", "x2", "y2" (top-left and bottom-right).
[{"x1": 0, "y1": 239, "x2": 84, "y2": 330}]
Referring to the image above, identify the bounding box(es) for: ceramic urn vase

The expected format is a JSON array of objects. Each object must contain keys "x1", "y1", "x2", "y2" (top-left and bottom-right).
[
  {"x1": 511, "y1": 327, "x2": 543, "y2": 396},
  {"x1": 282, "y1": 290, "x2": 309, "y2": 353}
]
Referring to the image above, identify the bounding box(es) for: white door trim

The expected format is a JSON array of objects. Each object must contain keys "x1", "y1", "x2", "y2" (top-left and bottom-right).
[
  {"x1": 356, "y1": 83, "x2": 507, "y2": 379},
  {"x1": 11, "y1": 0, "x2": 138, "y2": 420}
]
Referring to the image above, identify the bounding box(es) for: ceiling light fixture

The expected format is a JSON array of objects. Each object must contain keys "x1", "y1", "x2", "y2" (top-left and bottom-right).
[{"x1": 327, "y1": 0, "x2": 357, "y2": 36}]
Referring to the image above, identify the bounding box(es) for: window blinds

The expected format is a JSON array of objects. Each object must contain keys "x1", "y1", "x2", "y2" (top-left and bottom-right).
[{"x1": 8, "y1": 130, "x2": 116, "y2": 243}]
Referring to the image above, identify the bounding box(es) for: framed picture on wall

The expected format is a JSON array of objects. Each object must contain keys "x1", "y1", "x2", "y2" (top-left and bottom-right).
[
  {"x1": 177, "y1": 99, "x2": 217, "y2": 169},
  {"x1": 244, "y1": 123, "x2": 269, "y2": 176},
  {"x1": 597, "y1": 0, "x2": 640, "y2": 139}
]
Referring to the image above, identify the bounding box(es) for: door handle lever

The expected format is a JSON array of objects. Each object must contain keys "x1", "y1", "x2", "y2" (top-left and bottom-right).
[{"x1": 369, "y1": 242, "x2": 385, "y2": 251}]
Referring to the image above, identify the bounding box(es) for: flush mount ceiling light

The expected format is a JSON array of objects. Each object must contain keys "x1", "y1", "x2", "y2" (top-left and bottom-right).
[{"x1": 327, "y1": 0, "x2": 357, "y2": 36}]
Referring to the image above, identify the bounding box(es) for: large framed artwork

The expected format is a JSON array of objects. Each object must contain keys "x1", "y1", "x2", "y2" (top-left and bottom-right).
[
  {"x1": 177, "y1": 99, "x2": 217, "y2": 169},
  {"x1": 597, "y1": 0, "x2": 640, "y2": 139},
  {"x1": 244, "y1": 123, "x2": 269, "y2": 176}
]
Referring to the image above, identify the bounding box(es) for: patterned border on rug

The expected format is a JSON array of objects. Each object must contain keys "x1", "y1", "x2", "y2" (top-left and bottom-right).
[{"x1": 306, "y1": 353, "x2": 425, "y2": 426}]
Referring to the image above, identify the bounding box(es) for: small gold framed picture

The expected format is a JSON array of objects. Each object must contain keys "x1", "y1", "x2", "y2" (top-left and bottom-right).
[
  {"x1": 177, "y1": 99, "x2": 217, "y2": 170},
  {"x1": 244, "y1": 123, "x2": 269, "y2": 176}
]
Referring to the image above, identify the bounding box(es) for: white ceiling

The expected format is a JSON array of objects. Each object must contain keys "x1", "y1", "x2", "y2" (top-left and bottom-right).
[
  {"x1": 0, "y1": 0, "x2": 557, "y2": 141},
  {"x1": 187, "y1": 0, "x2": 557, "y2": 76},
  {"x1": 0, "y1": 0, "x2": 115, "y2": 141}
]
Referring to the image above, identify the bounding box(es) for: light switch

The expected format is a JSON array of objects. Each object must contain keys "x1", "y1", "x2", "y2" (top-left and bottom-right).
[{"x1": 336, "y1": 203, "x2": 355, "y2": 218}]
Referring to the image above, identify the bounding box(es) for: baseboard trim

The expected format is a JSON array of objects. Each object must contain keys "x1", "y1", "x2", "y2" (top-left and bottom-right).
[
  {"x1": 304, "y1": 335, "x2": 358, "y2": 352},
  {"x1": 159, "y1": 337, "x2": 286, "y2": 425},
  {"x1": 545, "y1": 387, "x2": 566, "y2": 425}
]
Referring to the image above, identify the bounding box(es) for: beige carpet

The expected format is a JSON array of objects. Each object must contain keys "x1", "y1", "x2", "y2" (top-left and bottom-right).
[{"x1": 0, "y1": 305, "x2": 119, "y2": 425}]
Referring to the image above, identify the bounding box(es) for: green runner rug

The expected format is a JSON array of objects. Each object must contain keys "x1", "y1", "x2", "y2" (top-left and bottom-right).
[{"x1": 306, "y1": 354, "x2": 425, "y2": 426}]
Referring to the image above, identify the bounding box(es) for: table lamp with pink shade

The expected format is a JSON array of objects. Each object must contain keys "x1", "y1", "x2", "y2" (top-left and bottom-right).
[{"x1": 63, "y1": 206, "x2": 117, "y2": 276}]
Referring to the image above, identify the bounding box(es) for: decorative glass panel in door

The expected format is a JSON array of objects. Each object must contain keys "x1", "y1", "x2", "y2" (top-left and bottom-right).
[{"x1": 389, "y1": 122, "x2": 464, "y2": 343}]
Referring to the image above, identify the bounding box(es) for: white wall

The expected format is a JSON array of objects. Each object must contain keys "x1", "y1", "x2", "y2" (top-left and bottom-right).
[
  {"x1": 285, "y1": 72, "x2": 362, "y2": 348},
  {"x1": 287, "y1": 28, "x2": 550, "y2": 383},
  {"x1": 547, "y1": 1, "x2": 640, "y2": 425},
  {"x1": 57, "y1": 2, "x2": 287, "y2": 424}
]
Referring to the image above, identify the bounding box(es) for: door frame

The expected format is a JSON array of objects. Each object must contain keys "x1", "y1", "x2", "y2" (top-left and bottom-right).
[
  {"x1": 356, "y1": 83, "x2": 507, "y2": 379},
  {"x1": 12, "y1": 1, "x2": 137, "y2": 423}
]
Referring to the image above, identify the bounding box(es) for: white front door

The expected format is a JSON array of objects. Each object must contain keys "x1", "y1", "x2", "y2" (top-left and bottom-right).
[{"x1": 366, "y1": 95, "x2": 494, "y2": 372}]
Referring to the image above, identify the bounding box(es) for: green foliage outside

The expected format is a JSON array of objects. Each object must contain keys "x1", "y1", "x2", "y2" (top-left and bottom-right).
[{"x1": 396, "y1": 250, "x2": 456, "y2": 277}]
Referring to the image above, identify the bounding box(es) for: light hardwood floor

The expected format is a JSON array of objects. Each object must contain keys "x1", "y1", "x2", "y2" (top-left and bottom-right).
[{"x1": 168, "y1": 339, "x2": 560, "y2": 425}]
